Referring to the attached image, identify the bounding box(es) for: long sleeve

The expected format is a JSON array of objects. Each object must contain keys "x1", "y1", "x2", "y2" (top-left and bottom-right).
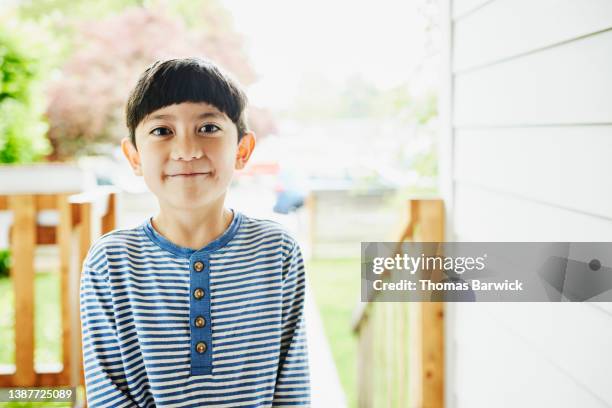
[
  {"x1": 273, "y1": 236, "x2": 311, "y2": 406},
  {"x1": 79, "y1": 244, "x2": 138, "y2": 408}
]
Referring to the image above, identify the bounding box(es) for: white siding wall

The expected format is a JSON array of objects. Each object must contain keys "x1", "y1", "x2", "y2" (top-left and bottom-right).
[{"x1": 445, "y1": 0, "x2": 612, "y2": 406}]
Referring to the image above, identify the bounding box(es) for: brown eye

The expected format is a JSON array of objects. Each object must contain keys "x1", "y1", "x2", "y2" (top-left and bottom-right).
[
  {"x1": 200, "y1": 124, "x2": 221, "y2": 133},
  {"x1": 151, "y1": 127, "x2": 171, "y2": 137}
]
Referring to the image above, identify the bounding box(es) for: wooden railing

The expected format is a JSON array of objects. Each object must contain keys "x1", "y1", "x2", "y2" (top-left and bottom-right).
[
  {"x1": 352, "y1": 198, "x2": 445, "y2": 408},
  {"x1": 0, "y1": 187, "x2": 118, "y2": 394}
]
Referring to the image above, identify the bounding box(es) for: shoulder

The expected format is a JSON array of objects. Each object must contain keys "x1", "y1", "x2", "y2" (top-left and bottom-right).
[
  {"x1": 83, "y1": 224, "x2": 145, "y2": 272},
  {"x1": 238, "y1": 212, "x2": 299, "y2": 254}
]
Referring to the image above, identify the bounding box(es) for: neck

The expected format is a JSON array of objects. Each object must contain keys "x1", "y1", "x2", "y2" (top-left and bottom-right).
[{"x1": 151, "y1": 200, "x2": 233, "y2": 251}]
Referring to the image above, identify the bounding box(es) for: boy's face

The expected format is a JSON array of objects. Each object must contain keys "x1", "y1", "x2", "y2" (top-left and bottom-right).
[{"x1": 121, "y1": 101, "x2": 255, "y2": 210}]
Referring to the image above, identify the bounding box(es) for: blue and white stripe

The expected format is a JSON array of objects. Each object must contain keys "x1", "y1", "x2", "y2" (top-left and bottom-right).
[{"x1": 79, "y1": 209, "x2": 310, "y2": 407}]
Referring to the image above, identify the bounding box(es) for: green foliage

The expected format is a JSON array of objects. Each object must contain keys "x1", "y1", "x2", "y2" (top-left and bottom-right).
[
  {"x1": 16, "y1": 0, "x2": 141, "y2": 68},
  {"x1": 17, "y1": 0, "x2": 144, "y2": 21},
  {"x1": 0, "y1": 249, "x2": 9, "y2": 278},
  {"x1": 0, "y1": 98, "x2": 51, "y2": 163},
  {"x1": 411, "y1": 146, "x2": 437, "y2": 178},
  {"x1": 0, "y1": 16, "x2": 52, "y2": 163},
  {"x1": 411, "y1": 90, "x2": 437, "y2": 125},
  {"x1": 0, "y1": 42, "x2": 35, "y2": 103}
]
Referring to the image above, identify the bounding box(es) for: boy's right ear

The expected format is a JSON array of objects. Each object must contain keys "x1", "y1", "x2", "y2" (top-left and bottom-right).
[{"x1": 121, "y1": 137, "x2": 143, "y2": 176}]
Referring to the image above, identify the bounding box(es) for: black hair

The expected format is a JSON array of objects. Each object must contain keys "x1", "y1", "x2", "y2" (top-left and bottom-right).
[{"x1": 125, "y1": 57, "x2": 249, "y2": 149}]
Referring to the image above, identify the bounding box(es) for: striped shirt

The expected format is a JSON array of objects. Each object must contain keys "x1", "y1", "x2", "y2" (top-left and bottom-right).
[{"x1": 79, "y1": 208, "x2": 311, "y2": 407}]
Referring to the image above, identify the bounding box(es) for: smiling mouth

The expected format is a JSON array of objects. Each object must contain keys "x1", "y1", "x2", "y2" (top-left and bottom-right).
[{"x1": 168, "y1": 172, "x2": 211, "y2": 178}]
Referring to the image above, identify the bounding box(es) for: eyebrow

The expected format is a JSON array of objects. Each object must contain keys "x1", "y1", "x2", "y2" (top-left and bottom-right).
[{"x1": 147, "y1": 112, "x2": 225, "y2": 121}]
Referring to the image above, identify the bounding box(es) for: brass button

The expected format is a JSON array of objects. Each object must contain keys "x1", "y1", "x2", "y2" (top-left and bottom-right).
[
  {"x1": 194, "y1": 316, "x2": 206, "y2": 328},
  {"x1": 194, "y1": 261, "x2": 204, "y2": 272},
  {"x1": 193, "y1": 288, "x2": 205, "y2": 300},
  {"x1": 195, "y1": 341, "x2": 207, "y2": 353}
]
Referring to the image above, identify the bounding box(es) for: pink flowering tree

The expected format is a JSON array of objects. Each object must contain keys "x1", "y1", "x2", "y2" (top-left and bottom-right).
[{"x1": 44, "y1": 2, "x2": 276, "y2": 161}]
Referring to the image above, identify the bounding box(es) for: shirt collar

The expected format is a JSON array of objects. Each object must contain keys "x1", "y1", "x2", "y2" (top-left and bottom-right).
[{"x1": 141, "y1": 208, "x2": 242, "y2": 258}]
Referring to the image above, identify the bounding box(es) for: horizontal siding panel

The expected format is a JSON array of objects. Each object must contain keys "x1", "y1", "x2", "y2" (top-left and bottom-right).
[
  {"x1": 450, "y1": 2, "x2": 612, "y2": 408},
  {"x1": 453, "y1": 30, "x2": 612, "y2": 127},
  {"x1": 483, "y1": 303, "x2": 612, "y2": 404},
  {"x1": 452, "y1": 0, "x2": 491, "y2": 19},
  {"x1": 453, "y1": 0, "x2": 612, "y2": 71},
  {"x1": 454, "y1": 126, "x2": 612, "y2": 220},
  {"x1": 454, "y1": 183, "x2": 612, "y2": 241},
  {"x1": 453, "y1": 303, "x2": 610, "y2": 407},
  {"x1": 592, "y1": 302, "x2": 612, "y2": 315}
]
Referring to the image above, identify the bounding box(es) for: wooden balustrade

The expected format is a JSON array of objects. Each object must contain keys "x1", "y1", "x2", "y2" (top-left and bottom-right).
[
  {"x1": 0, "y1": 186, "x2": 118, "y2": 400},
  {"x1": 352, "y1": 198, "x2": 445, "y2": 408}
]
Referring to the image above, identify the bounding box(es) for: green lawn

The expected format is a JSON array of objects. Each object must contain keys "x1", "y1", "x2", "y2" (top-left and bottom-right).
[
  {"x1": 0, "y1": 403, "x2": 72, "y2": 408},
  {"x1": 0, "y1": 272, "x2": 62, "y2": 367},
  {"x1": 0, "y1": 272, "x2": 74, "y2": 408},
  {"x1": 0, "y1": 275, "x2": 14, "y2": 365},
  {"x1": 305, "y1": 257, "x2": 361, "y2": 408}
]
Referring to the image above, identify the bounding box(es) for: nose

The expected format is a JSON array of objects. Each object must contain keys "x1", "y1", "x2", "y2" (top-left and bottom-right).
[{"x1": 170, "y1": 132, "x2": 204, "y2": 161}]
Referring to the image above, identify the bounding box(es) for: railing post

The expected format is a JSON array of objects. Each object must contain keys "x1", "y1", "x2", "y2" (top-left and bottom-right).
[
  {"x1": 57, "y1": 193, "x2": 73, "y2": 386},
  {"x1": 420, "y1": 200, "x2": 445, "y2": 408},
  {"x1": 353, "y1": 198, "x2": 445, "y2": 408},
  {"x1": 8, "y1": 194, "x2": 36, "y2": 386},
  {"x1": 101, "y1": 192, "x2": 116, "y2": 234}
]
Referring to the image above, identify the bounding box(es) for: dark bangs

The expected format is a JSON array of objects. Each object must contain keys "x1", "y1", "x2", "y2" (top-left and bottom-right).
[{"x1": 126, "y1": 57, "x2": 248, "y2": 148}]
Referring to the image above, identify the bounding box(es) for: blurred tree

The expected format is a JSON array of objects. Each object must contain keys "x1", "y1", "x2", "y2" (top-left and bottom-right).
[
  {"x1": 0, "y1": 12, "x2": 53, "y2": 163},
  {"x1": 17, "y1": 0, "x2": 144, "y2": 69},
  {"x1": 17, "y1": 0, "x2": 276, "y2": 161},
  {"x1": 411, "y1": 144, "x2": 437, "y2": 178}
]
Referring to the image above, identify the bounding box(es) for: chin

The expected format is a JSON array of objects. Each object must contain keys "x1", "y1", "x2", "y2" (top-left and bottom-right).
[{"x1": 170, "y1": 194, "x2": 219, "y2": 210}]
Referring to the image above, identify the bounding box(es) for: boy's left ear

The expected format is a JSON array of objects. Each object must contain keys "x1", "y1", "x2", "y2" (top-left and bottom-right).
[{"x1": 235, "y1": 131, "x2": 256, "y2": 170}]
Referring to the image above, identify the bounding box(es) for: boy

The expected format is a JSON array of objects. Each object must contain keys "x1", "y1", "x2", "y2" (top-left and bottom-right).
[{"x1": 79, "y1": 57, "x2": 311, "y2": 407}]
